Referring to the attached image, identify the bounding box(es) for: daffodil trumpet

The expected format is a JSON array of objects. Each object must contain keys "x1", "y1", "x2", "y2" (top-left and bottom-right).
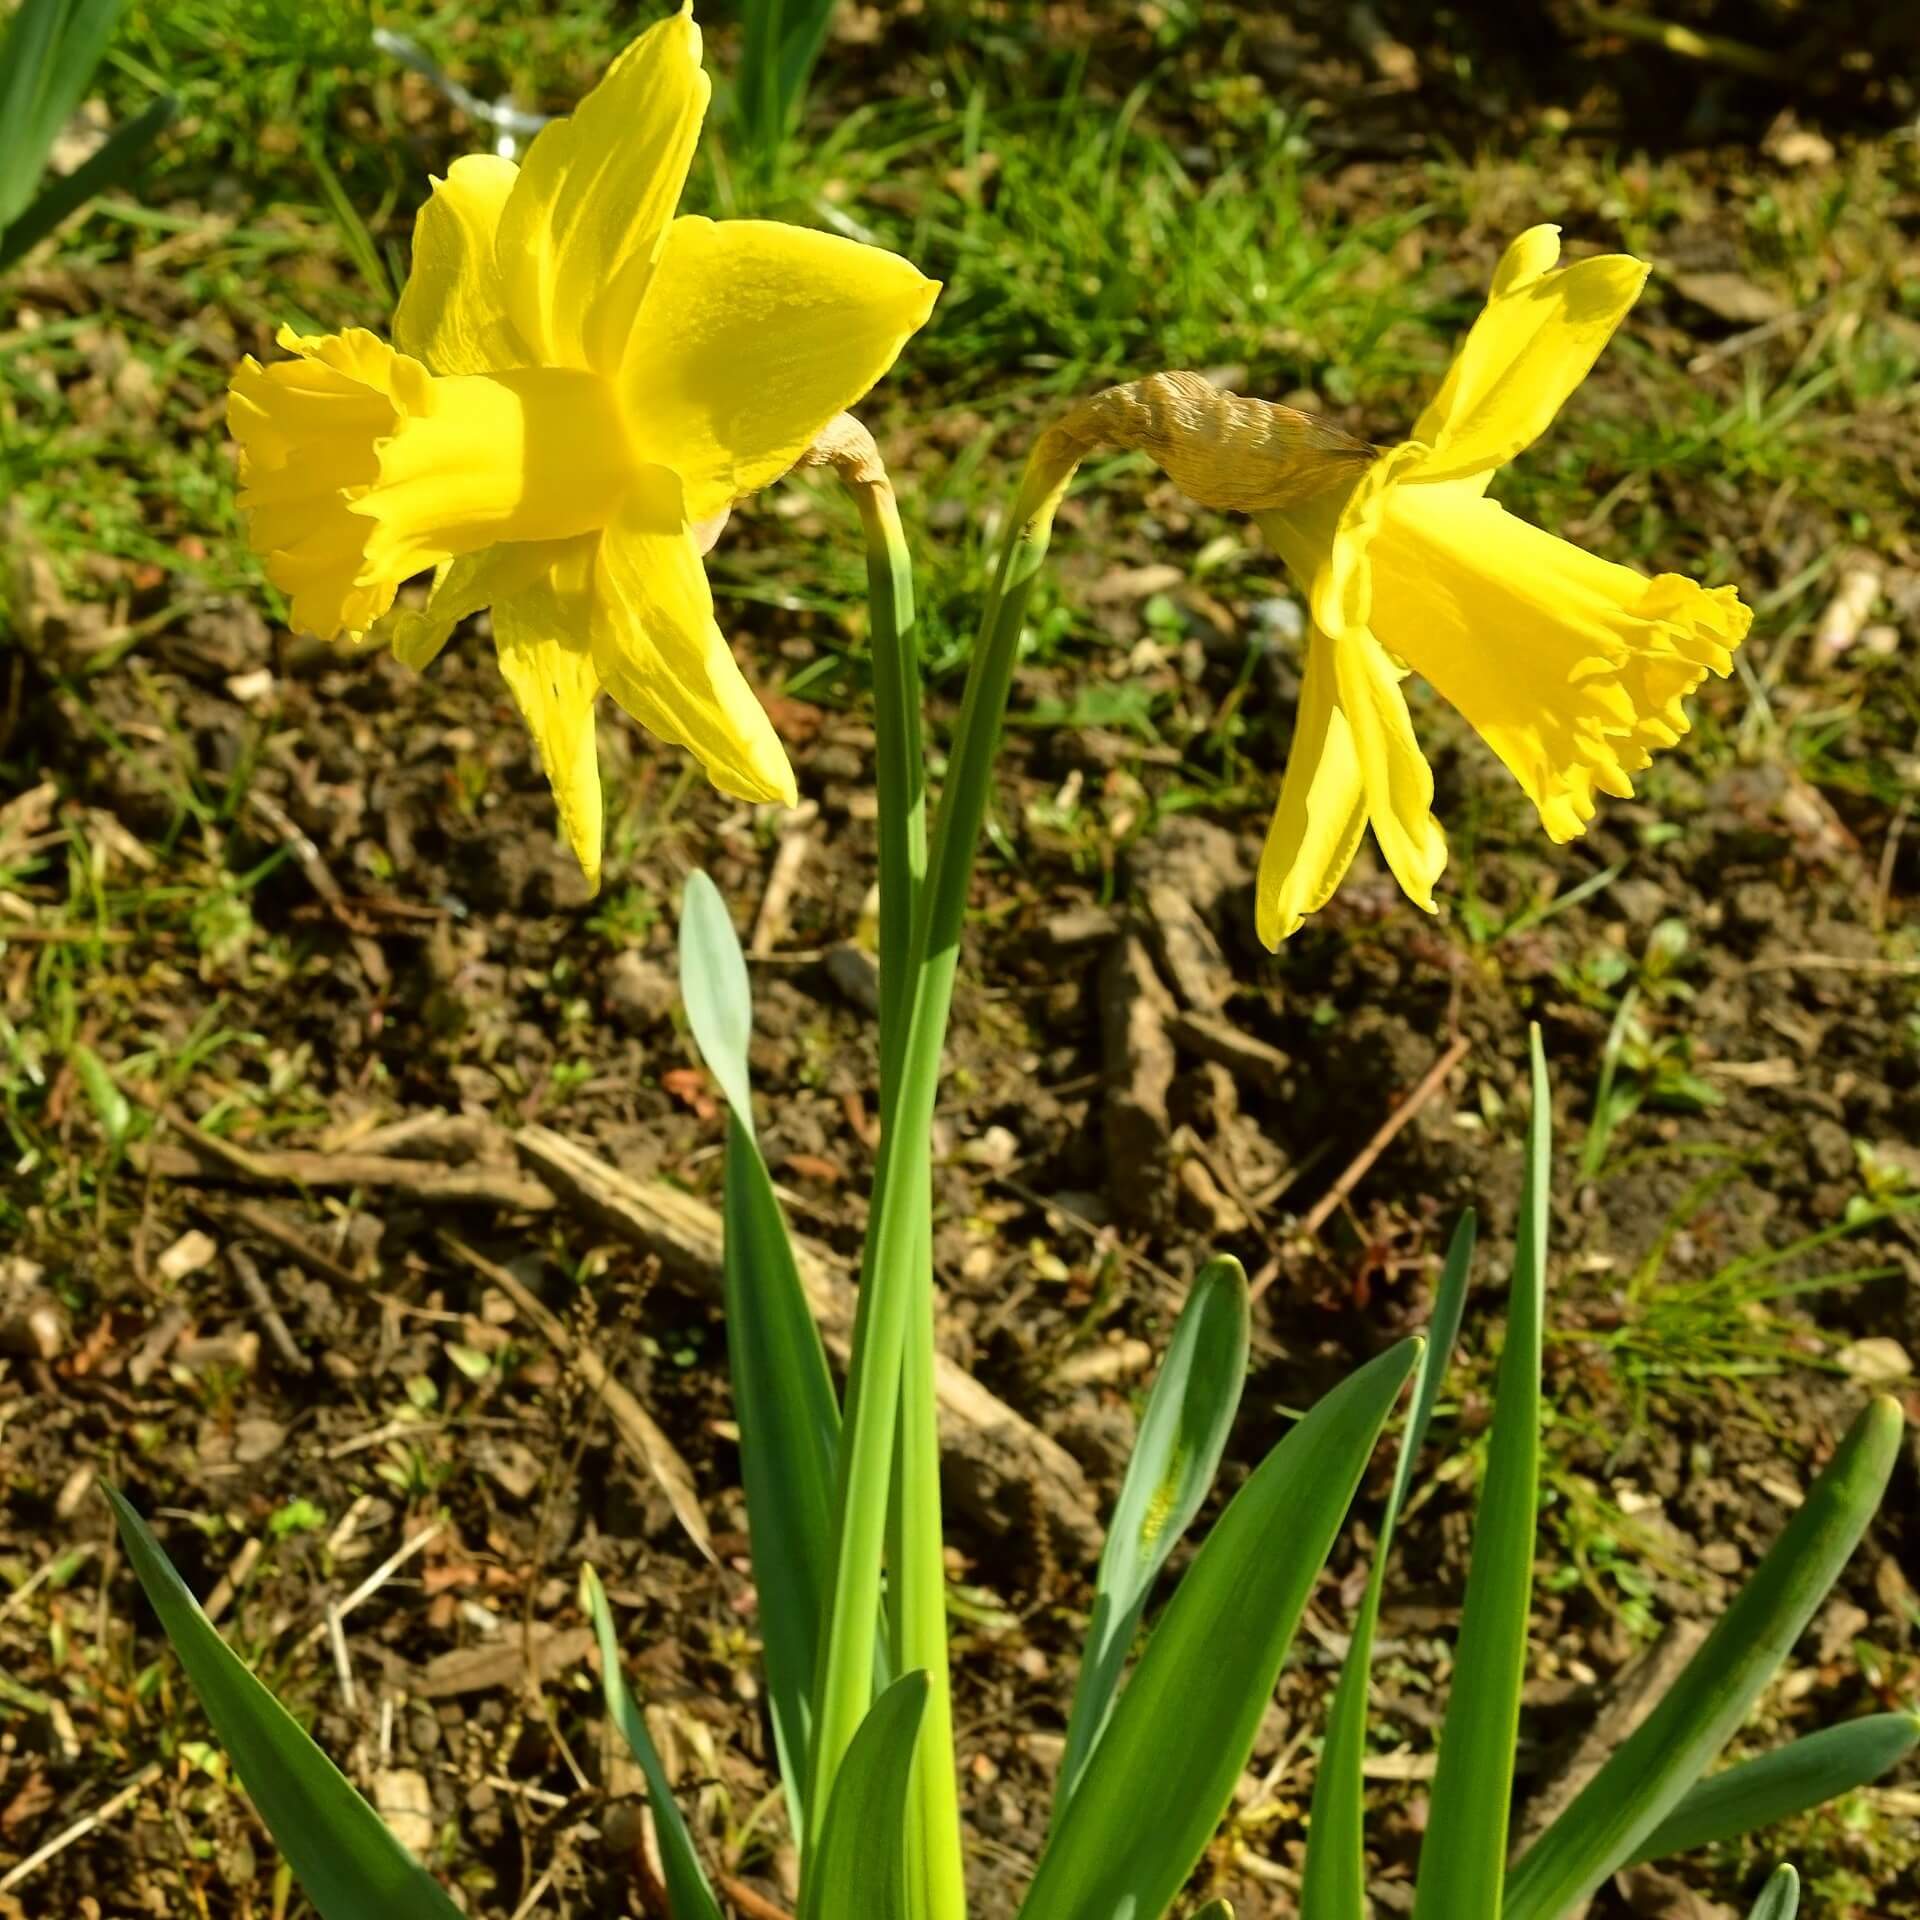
[
  {"x1": 227, "y1": 2, "x2": 937, "y2": 894},
  {"x1": 1025, "y1": 229, "x2": 1753, "y2": 947}
]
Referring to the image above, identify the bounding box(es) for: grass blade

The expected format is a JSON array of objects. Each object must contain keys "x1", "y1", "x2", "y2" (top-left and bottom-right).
[
  {"x1": 1631, "y1": 1714, "x2": 1920, "y2": 1865},
  {"x1": 1054, "y1": 1254, "x2": 1250, "y2": 1818},
  {"x1": 106, "y1": 1487, "x2": 466, "y2": 1920},
  {"x1": 1302, "y1": 1209, "x2": 1476, "y2": 1920},
  {"x1": 1503, "y1": 1395, "x2": 1902, "y2": 1920},
  {"x1": 680, "y1": 871, "x2": 842, "y2": 1839},
  {"x1": 1411, "y1": 1035, "x2": 1550, "y2": 1920},
  {"x1": 798, "y1": 1672, "x2": 929, "y2": 1920},
  {"x1": 1750, "y1": 1865, "x2": 1800, "y2": 1920},
  {"x1": 583, "y1": 1566, "x2": 724, "y2": 1920},
  {"x1": 1018, "y1": 1337, "x2": 1420, "y2": 1920}
]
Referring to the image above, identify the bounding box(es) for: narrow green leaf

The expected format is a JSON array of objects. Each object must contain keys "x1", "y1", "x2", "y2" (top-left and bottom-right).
[
  {"x1": 679, "y1": 870, "x2": 756, "y2": 1126},
  {"x1": 1302, "y1": 1209, "x2": 1477, "y2": 1920},
  {"x1": 1018, "y1": 1337, "x2": 1420, "y2": 1920},
  {"x1": 1751, "y1": 1865, "x2": 1800, "y2": 1920},
  {"x1": 1055, "y1": 1255, "x2": 1250, "y2": 1817},
  {"x1": 798, "y1": 1672, "x2": 929, "y2": 1920},
  {"x1": 678, "y1": 868, "x2": 841, "y2": 1838},
  {"x1": 0, "y1": 92, "x2": 174, "y2": 271},
  {"x1": 1632, "y1": 1714, "x2": 1920, "y2": 1865},
  {"x1": 106, "y1": 1487, "x2": 465, "y2": 1920},
  {"x1": 1413, "y1": 1035, "x2": 1550, "y2": 1920},
  {"x1": 0, "y1": 0, "x2": 129, "y2": 229},
  {"x1": 722, "y1": 1109, "x2": 841, "y2": 1841},
  {"x1": 583, "y1": 1565, "x2": 724, "y2": 1920},
  {"x1": 1503, "y1": 1395, "x2": 1901, "y2": 1920}
]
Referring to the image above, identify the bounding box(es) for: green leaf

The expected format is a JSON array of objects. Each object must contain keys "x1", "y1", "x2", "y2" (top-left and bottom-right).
[
  {"x1": 723, "y1": 1109, "x2": 842, "y2": 1840},
  {"x1": 1503, "y1": 1396, "x2": 1901, "y2": 1920},
  {"x1": 0, "y1": 91, "x2": 174, "y2": 272},
  {"x1": 1750, "y1": 1865, "x2": 1800, "y2": 1920},
  {"x1": 1055, "y1": 1255, "x2": 1250, "y2": 1818},
  {"x1": 1412, "y1": 1034, "x2": 1551, "y2": 1920},
  {"x1": 0, "y1": 0, "x2": 128, "y2": 229},
  {"x1": 583, "y1": 1565, "x2": 724, "y2": 1920},
  {"x1": 1302, "y1": 1209, "x2": 1477, "y2": 1920},
  {"x1": 798, "y1": 1671, "x2": 929, "y2": 1920},
  {"x1": 1631, "y1": 1714, "x2": 1920, "y2": 1866},
  {"x1": 106, "y1": 1487, "x2": 466, "y2": 1920},
  {"x1": 678, "y1": 867, "x2": 841, "y2": 1839},
  {"x1": 679, "y1": 870, "x2": 757, "y2": 1127},
  {"x1": 1018, "y1": 1337, "x2": 1420, "y2": 1920}
]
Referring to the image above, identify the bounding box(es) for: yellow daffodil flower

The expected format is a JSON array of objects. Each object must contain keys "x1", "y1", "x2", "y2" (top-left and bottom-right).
[
  {"x1": 1254, "y1": 224, "x2": 1751, "y2": 945},
  {"x1": 227, "y1": 3, "x2": 938, "y2": 888}
]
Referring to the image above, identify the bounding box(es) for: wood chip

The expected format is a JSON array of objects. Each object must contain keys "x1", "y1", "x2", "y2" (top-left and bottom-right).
[
  {"x1": 154, "y1": 1227, "x2": 218, "y2": 1284},
  {"x1": 134, "y1": 1138, "x2": 554, "y2": 1210},
  {"x1": 1167, "y1": 1009, "x2": 1291, "y2": 1092},
  {"x1": 412, "y1": 1624, "x2": 596, "y2": 1700}
]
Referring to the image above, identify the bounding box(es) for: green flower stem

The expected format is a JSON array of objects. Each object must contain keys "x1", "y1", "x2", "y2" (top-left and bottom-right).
[
  {"x1": 809, "y1": 448, "x2": 1080, "y2": 1873},
  {"x1": 856, "y1": 473, "x2": 965, "y2": 1920}
]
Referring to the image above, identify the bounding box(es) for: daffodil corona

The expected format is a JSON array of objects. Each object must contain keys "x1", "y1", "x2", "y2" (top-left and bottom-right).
[
  {"x1": 228, "y1": 4, "x2": 937, "y2": 888},
  {"x1": 1254, "y1": 225, "x2": 1750, "y2": 944}
]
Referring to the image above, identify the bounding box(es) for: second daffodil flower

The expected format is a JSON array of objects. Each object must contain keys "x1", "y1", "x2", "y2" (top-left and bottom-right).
[
  {"x1": 1255, "y1": 224, "x2": 1751, "y2": 945},
  {"x1": 227, "y1": 3, "x2": 938, "y2": 889}
]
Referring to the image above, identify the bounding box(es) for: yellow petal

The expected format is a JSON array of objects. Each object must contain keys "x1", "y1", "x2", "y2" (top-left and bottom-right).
[
  {"x1": 1411, "y1": 230, "x2": 1647, "y2": 486},
  {"x1": 589, "y1": 469, "x2": 797, "y2": 806},
  {"x1": 1257, "y1": 629, "x2": 1367, "y2": 947},
  {"x1": 495, "y1": 4, "x2": 708, "y2": 375},
  {"x1": 621, "y1": 216, "x2": 939, "y2": 521},
  {"x1": 393, "y1": 154, "x2": 528, "y2": 376},
  {"x1": 1487, "y1": 223, "x2": 1564, "y2": 299},
  {"x1": 354, "y1": 366, "x2": 634, "y2": 584},
  {"x1": 1363, "y1": 477, "x2": 1750, "y2": 840},
  {"x1": 227, "y1": 328, "x2": 427, "y2": 640},
  {"x1": 1332, "y1": 627, "x2": 1448, "y2": 912},
  {"x1": 373, "y1": 538, "x2": 578, "y2": 670},
  {"x1": 492, "y1": 541, "x2": 607, "y2": 890}
]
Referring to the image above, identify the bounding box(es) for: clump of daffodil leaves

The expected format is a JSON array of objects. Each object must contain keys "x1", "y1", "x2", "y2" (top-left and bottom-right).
[
  {"x1": 110, "y1": 12, "x2": 1907, "y2": 1920},
  {"x1": 227, "y1": 1, "x2": 936, "y2": 892}
]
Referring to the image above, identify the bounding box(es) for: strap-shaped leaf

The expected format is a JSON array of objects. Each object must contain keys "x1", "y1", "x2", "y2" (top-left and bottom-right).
[
  {"x1": 1302, "y1": 1209, "x2": 1477, "y2": 1920},
  {"x1": 722, "y1": 1107, "x2": 842, "y2": 1837},
  {"x1": 1054, "y1": 1254, "x2": 1250, "y2": 1817},
  {"x1": 1632, "y1": 1713, "x2": 1920, "y2": 1865},
  {"x1": 679, "y1": 872, "x2": 842, "y2": 1837},
  {"x1": 1750, "y1": 1865, "x2": 1800, "y2": 1920},
  {"x1": 583, "y1": 1566, "x2": 724, "y2": 1920},
  {"x1": 798, "y1": 1672, "x2": 929, "y2": 1920},
  {"x1": 1412, "y1": 1033, "x2": 1550, "y2": 1920},
  {"x1": 680, "y1": 870, "x2": 757, "y2": 1126},
  {"x1": 107, "y1": 1487, "x2": 466, "y2": 1920},
  {"x1": 1018, "y1": 1336, "x2": 1420, "y2": 1920},
  {"x1": 1503, "y1": 1394, "x2": 1901, "y2": 1920},
  {"x1": 0, "y1": 0, "x2": 127, "y2": 227}
]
